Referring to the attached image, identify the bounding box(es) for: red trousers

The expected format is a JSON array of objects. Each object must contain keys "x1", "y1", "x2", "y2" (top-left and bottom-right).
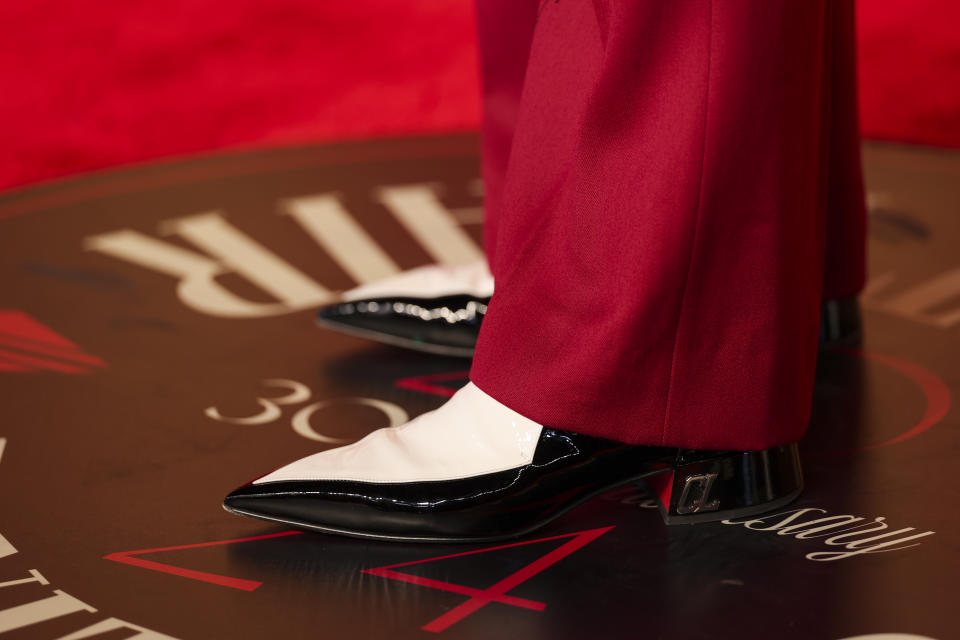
[{"x1": 470, "y1": 0, "x2": 867, "y2": 450}]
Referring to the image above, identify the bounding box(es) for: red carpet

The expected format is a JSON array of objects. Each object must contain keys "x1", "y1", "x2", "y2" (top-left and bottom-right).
[{"x1": 1, "y1": 0, "x2": 957, "y2": 193}]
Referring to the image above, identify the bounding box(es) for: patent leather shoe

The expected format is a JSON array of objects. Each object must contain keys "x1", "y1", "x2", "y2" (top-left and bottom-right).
[
  {"x1": 224, "y1": 383, "x2": 803, "y2": 542},
  {"x1": 317, "y1": 261, "x2": 492, "y2": 357}
]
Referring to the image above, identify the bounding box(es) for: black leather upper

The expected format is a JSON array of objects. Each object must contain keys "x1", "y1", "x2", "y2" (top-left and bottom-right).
[
  {"x1": 317, "y1": 295, "x2": 488, "y2": 352},
  {"x1": 224, "y1": 428, "x2": 726, "y2": 541}
]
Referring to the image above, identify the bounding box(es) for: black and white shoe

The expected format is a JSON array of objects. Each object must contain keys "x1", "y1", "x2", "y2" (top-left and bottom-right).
[
  {"x1": 224, "y1": 383, "x2": 803, "y2": 543},
  {"x1": 316, "y1": 261, "x2": 493, "y2": 357},
  {"x1": 317, "y1": 260, "x2": 860, "y2": 357}
]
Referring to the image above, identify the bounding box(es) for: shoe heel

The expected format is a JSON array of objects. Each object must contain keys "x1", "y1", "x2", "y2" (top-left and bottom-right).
[{"x1": 642, "y1": 444, "x2": 803, "y2": 525}]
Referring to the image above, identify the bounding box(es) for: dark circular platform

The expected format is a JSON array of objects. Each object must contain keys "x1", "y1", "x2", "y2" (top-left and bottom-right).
[{"x1": 0, "y1": 136, "x2": 956, "y2": 639}]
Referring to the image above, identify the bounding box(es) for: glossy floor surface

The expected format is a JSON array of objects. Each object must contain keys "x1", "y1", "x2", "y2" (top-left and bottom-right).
[{"x1": 0, "y1": 136, "x2": 956, "y2": 639}]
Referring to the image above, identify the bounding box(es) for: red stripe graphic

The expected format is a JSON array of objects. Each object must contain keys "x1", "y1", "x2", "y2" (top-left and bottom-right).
[
  {"x1": 0, "y1": 351, "x2": 33, "y2": 371},
  {"x1": 0, "y1": 310, "x2": 106, "y2": 374},
  {"x1": 368, "y1": 570, "x2": 545, "y2": 611},
  {"x1": 364, "y1": 526, "x2": 614, "y2": 633},
  {"x1": 105, "y1": 524, "x2": 612, "y2": 633},
  {"x1": 104, "y1": 531, "x2": 303, "y2": 591},
  {"x1": 0, "y1": 348, "x2": 92, "y2": 374},
  {"x1": 0, "y1": 332, "x2": 106, "y2": 366}
]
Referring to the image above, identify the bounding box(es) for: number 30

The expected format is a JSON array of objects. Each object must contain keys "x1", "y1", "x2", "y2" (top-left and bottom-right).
[{"x1": 204, "y1": 379, "x2": 408, "y2": 443}]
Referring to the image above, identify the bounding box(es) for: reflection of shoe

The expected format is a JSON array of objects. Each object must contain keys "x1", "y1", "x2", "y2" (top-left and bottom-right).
[
  {"x1": 317, "y1": 261, "x2": 860, "y2": 356},
  {"x1": 316, "y1": 261, "x2": 492, "y2": 357},
  {"x1": 224, "y1": 383, "x2": 803, "y2": 543}
]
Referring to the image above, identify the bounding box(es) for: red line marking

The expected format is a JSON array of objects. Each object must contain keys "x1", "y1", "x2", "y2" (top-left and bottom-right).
[
  {"x1": 835, "y1": 348, "x2": 952, "y2": 452},
  {"x1": 395, "y1": 371, "x2": 470, "y2": 398},
  {"x1": 0, "y1": 311, "x2": 106, "y2": 373},
  {"x1": 0, "y1": 311, "x2": 78, "y2": 347},
  {"x1": 0, "y1": 328, "x2": 75, "y2": 351},
  {"x1": 104, "y1": 530, "x2": 303, "y2": 591},
  {"x1": 364, "y1": 526, "x2": 613, "y2": 633},
  {"x1": 0, "y1": 348, "x2": 91, "y2": 374},
  {"x1": 367, "y1": 570, "x2": 545, "y2": 611},
  {"x1": 0, "y1": 333, "x2": 106, "y2": 367},
  {"x1": 104, "y1": 555, "x2": 263, "y2": 592},
  {"x1": 0, "y1": 351, "x2": 32, "y2": 371}
]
